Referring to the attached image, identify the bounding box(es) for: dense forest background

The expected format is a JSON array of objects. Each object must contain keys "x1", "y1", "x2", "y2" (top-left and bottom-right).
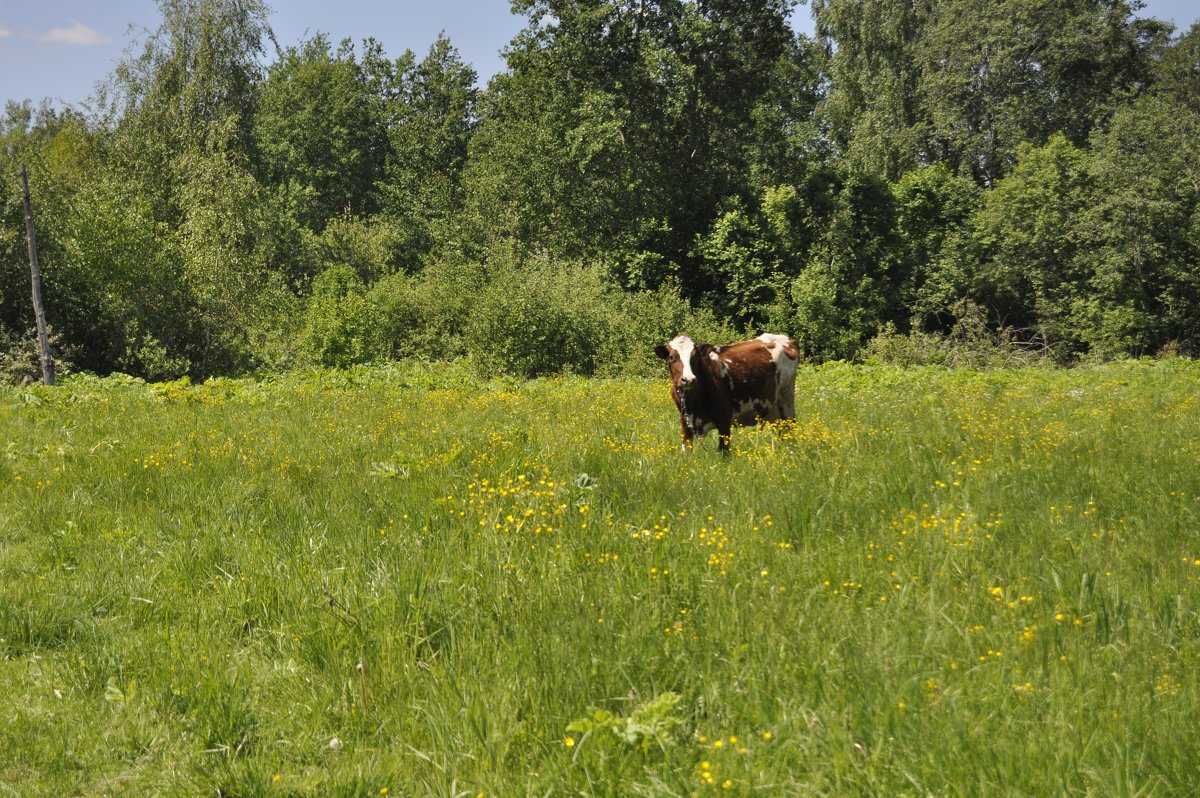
[{"x1": 2, "y1": 0, "x2": 1199, "y2": 381}]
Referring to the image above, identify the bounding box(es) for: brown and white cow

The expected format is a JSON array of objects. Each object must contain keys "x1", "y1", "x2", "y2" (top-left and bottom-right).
[{"x1": 655, "y1": 333, "x2": 800, "y2": 452}]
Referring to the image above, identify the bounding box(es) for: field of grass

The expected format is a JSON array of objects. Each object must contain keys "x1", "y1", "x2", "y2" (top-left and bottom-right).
[{"x1": 3, "y1": 360, "x2": 1200, "y2": 796}]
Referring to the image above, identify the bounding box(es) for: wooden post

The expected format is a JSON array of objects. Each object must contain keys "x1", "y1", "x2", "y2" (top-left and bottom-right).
[{"x1": 20, "y1": 164, "x2": 54, "y2": 386}]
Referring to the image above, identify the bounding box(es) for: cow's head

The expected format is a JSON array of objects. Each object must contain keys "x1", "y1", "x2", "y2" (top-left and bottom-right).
[{"x1": 655, "y1": 334, "x2": 700, "y2": 394}]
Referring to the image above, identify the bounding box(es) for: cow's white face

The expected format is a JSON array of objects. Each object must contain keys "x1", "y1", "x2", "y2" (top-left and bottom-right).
[{"x1": 657, "y1": 335, "x2": 698, "y2": 395}]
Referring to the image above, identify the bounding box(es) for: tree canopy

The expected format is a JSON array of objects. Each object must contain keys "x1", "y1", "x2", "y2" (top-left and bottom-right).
[{"x1": 3, "y1": 0, "x2": 1198, "y2": 381}]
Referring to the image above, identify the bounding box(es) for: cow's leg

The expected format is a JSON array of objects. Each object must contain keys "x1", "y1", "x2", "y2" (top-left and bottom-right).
[
  {"x1": 679, "y1": 414, "x2": 694, "y2": 451},
  {"x1": 716, "y1": 420, "x2": 732, "y2": 454}
]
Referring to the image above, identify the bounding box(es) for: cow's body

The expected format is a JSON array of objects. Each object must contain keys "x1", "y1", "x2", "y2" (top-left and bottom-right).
[{"x1": 655, "y1": 333, "x2": 800, "y2": 452}]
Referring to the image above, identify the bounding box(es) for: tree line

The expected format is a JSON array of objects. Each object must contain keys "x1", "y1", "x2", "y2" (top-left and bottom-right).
[{"x1": 2, "y1": 0, "x2": 1199, "y2": 382}]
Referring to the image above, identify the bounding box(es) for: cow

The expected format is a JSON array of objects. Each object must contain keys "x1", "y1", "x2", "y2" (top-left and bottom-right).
[{"x1": 655, "y1": 333, "x2": 800, "y2": 453}]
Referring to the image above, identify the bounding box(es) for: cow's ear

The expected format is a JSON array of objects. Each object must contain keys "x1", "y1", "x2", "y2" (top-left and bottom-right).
[{"x1": 654, "y1": 345, "x2": 670, "y2": 360}]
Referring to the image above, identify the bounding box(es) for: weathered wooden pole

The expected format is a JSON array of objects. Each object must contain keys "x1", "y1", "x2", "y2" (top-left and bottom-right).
[{"x1": 20, "y1": 164, "x2": 54, "y2": 386}]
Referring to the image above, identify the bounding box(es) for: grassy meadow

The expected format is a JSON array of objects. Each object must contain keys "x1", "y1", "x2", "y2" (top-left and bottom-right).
[{"x1": 2, "y1": 360, "x2": 1200, "y2": 796}]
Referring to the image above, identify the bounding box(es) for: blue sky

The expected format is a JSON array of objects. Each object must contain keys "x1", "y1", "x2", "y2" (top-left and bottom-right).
[{"x1": 2, "y1": 0, "x2": 1198, "y2": 111}]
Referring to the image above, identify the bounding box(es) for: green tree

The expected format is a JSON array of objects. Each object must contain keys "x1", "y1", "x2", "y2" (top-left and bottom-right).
[
  {"x1": 812, "y1": 0, "x2": 932, "y2": 180},
  {"x1": 1080, "y1": 94, "x2": 1200, "y2": 355},
  {"x1": 254, "y1": 34, "x2": 383, "y2": 232},
  {"x1": 2, "y1": 102, "x2": 204, "y2": 378},
  {"x1": 101, "y1": 0, "x2": 273, "y2": 220},
  {"x1": 378, "y1": 35, "x2": 479, "y2": 265},
  {"x1": 771, "y1": 169, "x2": 904, "y2": 358},
  {"x1": 692, "y1": 197, "x2": 781, "y2": 327},
  {"x1": 814, "y1": 0, "x2": 1168, "y2": 185},
  {"x1": 891, "y1": 163, "x2": 982, "y2": 327},
  {"x1": 296, "y1": 265, "x2": 387, "y2": 368},
  {"x1": 745, "y1": 35, "x2": 827, "y2": 189},
  {"x1": 463, "y1": 0, "x2": 679, "y2": 262},
  {"x1": 0, "y1": 104, "x2": 83, "y2": 367},
  {"x1": 463, "y1": 0, "x2": 817, "y2": 296},
  {"x1": 963, "y1": 135, "x2": 1093, "y2": 348},
  {"x1": 93, "y1": 0, "x2": 290, "y2": 376},
  {"x1": 1153, "y1": 22, "x2": 1200, "y2": 113},
  {"x1": 58, "y1": 171, "x2": 196, "y2": 378},
  {"x1": 918, "y1": 0, "x2": 1169, "y2": 185},
  {"x1": 171, "y1": 120, "x2": 289, "y2": 374}
]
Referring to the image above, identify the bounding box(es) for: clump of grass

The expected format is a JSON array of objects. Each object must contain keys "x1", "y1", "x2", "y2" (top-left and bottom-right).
[{"x1": 2, "y1": 360, "x2": 1200, "y2": 795}]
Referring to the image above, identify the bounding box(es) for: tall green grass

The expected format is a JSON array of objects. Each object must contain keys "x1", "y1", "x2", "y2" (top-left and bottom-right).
[{"x1": 2, "y1": 360, "x2": 1199, "y2": 796}]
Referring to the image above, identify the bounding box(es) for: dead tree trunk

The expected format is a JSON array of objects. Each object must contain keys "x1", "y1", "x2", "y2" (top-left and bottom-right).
[{"x1": 20, "y1": 164, "x2": 54, "y2": 386}]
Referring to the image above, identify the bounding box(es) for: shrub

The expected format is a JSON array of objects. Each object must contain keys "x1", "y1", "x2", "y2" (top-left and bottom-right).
[
  {"x1": 240, "y1": 275, "x2": 303, "y2": 375},
  {"x1": 300, "y1": 255, "x2": 746, "y2": 378},
  {"x1": 598, "y1": 280, "x2": 741, "y2": 377},
  {"x1": 465, "y1": 259, "x2": 612, "y2": 378},
  {"x1": 367, "y1": 259, "x2": 483, "y2": 362},
  {"x1": 113, "y1": 320, "x2": 191, "y2": 381},
  {"x1": 860, "y1": 303, "x2": 1053, "y2": 368},
  {"x1": 296, "y1": 266, "x2": 387, "y2": 368},
  {"x1": 302, "y1": 214, "x2": 411, "y2": 284},
  {"x1": 0, "y1": 326, "x2": 76, "y2": 385}
]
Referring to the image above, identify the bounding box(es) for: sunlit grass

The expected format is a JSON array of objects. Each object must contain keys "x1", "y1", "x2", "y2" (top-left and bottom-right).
[{"x1": 2, "y1": 360, "x2": 1199, "y2": 796}]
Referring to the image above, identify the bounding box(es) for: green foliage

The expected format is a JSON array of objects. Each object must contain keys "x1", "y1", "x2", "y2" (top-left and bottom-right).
[
  {"x1": 3, "y1": 0, "x2": 1197, "y2": 377},
  {"x1": 459, "y1": 258, "x2": 740, "y2": 379},
  {"x1": 366, "y1": 259, "x2": 482, "y2": 361},
  {"x1": 566, "y1": 691, "x2": 686, "y2": 755},
  {"x1": 288, "y1": 255, "x2": 735, "y2": 377},
  {"x1": 598, "y1": 279, "x2": 740, "y2": 377},
  {"x1": 171, "y1": 128, "x2": 279, "y2": 374},
  {"x1": 1080, "y1": 93, "x2": 1200, "y2": 356},
  {"x1": 463, "y1": 0, "x2": 815, "y2": 273},
  {"x1": 302, "y1": 214, "x2": 409, "y2": 283},
  {"x1": 891, "y1": 163, "x2": 982, "y2": 324},
  {"x1": 691, "y1": 199, "x2": 781, "y2": 327},
  {"x1": 254, "y1": 34, "x2": 384, "y2": 230},
  {"x1": 917, "y1": 0, "x2": 1168, "y2": 184},
  {"x1": 816, "y1": 0, "x2": 1169, "y2": 185},
  {"x1": 771, "y1": 170, "x2": 905, "y2": 359},
  {"x1": 813, "y1": 0, "x2": 932, "y2": 180},
  {"x1": 948, "y1": 99, "x2": 1200, "y2": 359},
  {"x1": 296, "y1": 266, "x2": 387, "y2": 369},
  {"x1": 0, "y1": 326, "x2": 76, "y2": 385},
  {"x1": 376, "y1": 35, "x2": 479, "y2": 264},
  {"x1": 1154, "y1": 22, "x2": 1200, "y2": 113},
  {"x1": 58, "y1": 172, "x2": 197, "y2": 379},
  {"x1": 465, "y1": 259, "x2": 614, "y2": 378},
  {"x1": 861, "y1": 306, "x2": 1052, "y2": 368},
  {"x1": 965, "y1": 134, "x2": 1093, "y2": 347},
  {"x1": 100, "y1": 0, "x2": 272, "y2": 212}
]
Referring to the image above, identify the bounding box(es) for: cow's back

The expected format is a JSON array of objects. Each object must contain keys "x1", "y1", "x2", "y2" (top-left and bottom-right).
[{"x1": 704, "y1": 334, "x2": 798, "y2": 424}]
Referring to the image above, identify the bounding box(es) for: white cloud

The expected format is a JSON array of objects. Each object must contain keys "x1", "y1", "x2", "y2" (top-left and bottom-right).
[
  {"x1": 38, "y1": 21, "x2": 110, "y2": 46},
  {"x1": 0, "y1": 28, "x2": 15, "y2": 39}
]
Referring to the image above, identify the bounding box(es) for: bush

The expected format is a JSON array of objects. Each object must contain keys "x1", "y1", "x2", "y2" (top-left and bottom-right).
[
  {"x1": 598, "y1": 280, "x2": 741, "y2": 377},
  {"x1": 240, "y1": 275, "x2": 303, "y2": 375},
  {"x1": 301, "y1": 214, "x2": 411, "y2": 284},
  {"x1": 368, "y1": 259, "x2": 483, "y2": 362},
  {"x1": 465, "y1": 259, "x2": 613, "y2": 378},
  {"x1": 0, "y1": 326, "x2": 76, "y2": 385},
  {"x1": 296, "y1": 266, "x2": 387, "y2": 368},
  {"x1": 113, "y1": 320, "x2": 191, "y2": 381},
  {"x1": 296, "y1": 255, "x2": 746, "y2": 379},
  {"x1": 859, "y1": 303, "x2": 1053, "y2": 368}
]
